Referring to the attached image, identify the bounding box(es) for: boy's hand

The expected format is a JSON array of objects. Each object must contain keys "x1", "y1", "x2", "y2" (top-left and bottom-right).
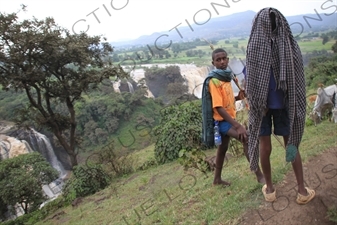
[
  {"x1": 236, "y1": 90, "x2": 246, "y2": 100},
  {"x1": 235, "y1": 124, "x2": 248, "y2": 143}
]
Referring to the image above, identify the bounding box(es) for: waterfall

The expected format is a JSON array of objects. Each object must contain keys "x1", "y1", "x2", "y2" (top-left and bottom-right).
[
  {"x1": 3, "y1": 127, "x2": 67, "y2": 179},
  {"x1": 130, "y1": 69, "x2": 155, "y2": 97},
  {"x1": 0, "y1": 127, "x2": 66, "y2": 210},
  {"x1": 129, "y1": 64, "x2": 211, "y2": 99},
  {"x1": 112, "y1": 80, "x2": 121, "y2": 93},
  {"x1": 25, "y1": 128, "x2": 66, "y2": 178},
  {"x1": 179, "y1": 64, "x2": 211, "y2": 98},
  {"x1": 111, "y1": 79, "x2": 137, "y2": 94},
  {"x1": 127, "y1": 81, "x2": 134, "y2": 93}
]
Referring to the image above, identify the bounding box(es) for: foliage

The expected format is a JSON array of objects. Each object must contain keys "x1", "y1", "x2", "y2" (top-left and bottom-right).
[
  {"x1": 63, "y1": 142, "x2": 136, "y2": 202},
  {"x1": 91, "y1": 142, "x2": 135, "y2": 176},
  {"x1": 178, "y1": 148, "x2": 209, "y2": 176},
  {"x1": 185, "y1": 49, "x2": 206, "y2": 58},
  {"x1": 0, "y1": 197, "x2": 7, "y2": 221},
  {"x1": 0, "y1": 12, "x2": 128, "y2": 169},
  {"x1": 322, "y1": 34, "x2": 329, "y2": 45},
  {"x1": 26, "y1": 120, "x2": 337, "y2": 225},
  {"x1": 0, "y1": 152, "x2": 59, "y2": 215},
  {"x1": 1, "y1": 197, "x2": 65, "y2": 225},
  {"x1": 144, "y1": 65, "x2": 188, "y2": 103},
  {"x1": 62, "y1": 164, "x2": 110, "y2": 203},
  {"x1": 137, "y1": 158, "x2": 158, "y2": 171},
  {"x1": 304, "y1": 54, "x2": 337, "y2": 88},
  {"x1": 153, "y1": 100, "x2": 202, "y2": 164},
  {"x1": 327, "y1": 206, "x2": 337, "y2": 223},
  {"x1": 0, "y1": 89, "x2": 27, "y2": 121},
  {"x1": 332, "y1": 41, "x2": 337, "y2": 53}
]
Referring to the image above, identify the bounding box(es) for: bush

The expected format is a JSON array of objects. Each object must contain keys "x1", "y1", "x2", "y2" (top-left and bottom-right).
[
  {"x1": 178, "y1": 149, "x2": 209, "y2": 176},
  {"x1": 62, "y1": 164, "x2": 111, "y2": 203},
  {"x1": 153, "y1": 100, "x2": 202, "y2": 164},
  {"x1": 305, "y1": 117, "x2": 314, "y2": 127},
  {"x1": 95, "y1": 142, "x2": 135, "y2": 177},
  {"x1": 1, "y1": 197, "x2": 65, "y2": 225},
  {"x1": 137, "y1": 158, "x2": 158, "y2": 171}
]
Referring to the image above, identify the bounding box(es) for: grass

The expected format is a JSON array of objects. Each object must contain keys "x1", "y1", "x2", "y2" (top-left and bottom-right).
[{"x1": 33, "y1": 118, "x2": 336, "y2": 225}]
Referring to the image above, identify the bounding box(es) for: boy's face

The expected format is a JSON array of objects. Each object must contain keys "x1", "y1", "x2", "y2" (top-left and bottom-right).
[{"x1": 212, "y1": 52, "x2": 229, "y2": 70}]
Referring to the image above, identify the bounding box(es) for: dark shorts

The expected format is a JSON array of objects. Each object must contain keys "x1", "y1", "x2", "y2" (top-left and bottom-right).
[
  {"x1": 259, "y1": 108, "x2": 290, "y2": 136},
  {"x1": 219, "y1": 121, "x2": 232, "y2": 136}
]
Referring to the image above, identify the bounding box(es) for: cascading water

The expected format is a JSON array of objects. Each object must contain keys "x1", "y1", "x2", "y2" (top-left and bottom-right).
[
  {"x1": 127, "y1": 81, "x2": 134, "y2": 93},
  {"x1": 0, "y1": 127, "x2": 67, "y2": 218},
  {"x1": 112, "y1": 80, "x2": 136, "y2": 94},
  {"x1": 112, "y1": 80, "x2": 121, "y2": 93},
  {"x1": 179, "y1": 64, "x2": 211, "y2": 98},
  {"x1": 17, "y1": 128, "x2": 66, "y2": 178}
]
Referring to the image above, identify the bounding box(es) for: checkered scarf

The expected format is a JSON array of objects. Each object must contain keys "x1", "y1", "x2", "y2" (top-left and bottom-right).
[{"x1": 246, "y1": 8, "x2": 306, "y2": 171}]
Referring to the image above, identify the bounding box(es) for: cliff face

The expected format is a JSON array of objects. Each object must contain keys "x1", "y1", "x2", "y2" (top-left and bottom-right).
[
  {"x1": 0, "y1": 122, "x2": 70, "y2": 175},
  {"x1": 0, "y1": 135, "x2": 33, "y2": 159}
]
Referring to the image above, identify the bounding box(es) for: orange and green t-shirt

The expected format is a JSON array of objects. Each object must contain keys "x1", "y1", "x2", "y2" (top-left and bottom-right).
[{"x1": 208, "y1": 78, "x2": 236, "y2": 121}]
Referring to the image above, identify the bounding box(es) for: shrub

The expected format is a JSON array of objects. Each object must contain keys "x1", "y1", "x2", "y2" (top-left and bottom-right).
[
  {"x1": 62, "y1": 164, "x2": 110, "y2": 203},
  {"x1": 153, "y1": 101, "x2": 202, "y2": 164}
]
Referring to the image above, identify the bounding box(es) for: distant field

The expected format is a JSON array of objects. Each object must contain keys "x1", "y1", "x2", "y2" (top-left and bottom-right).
[{"x1": 117, "y1": 37, "x2": 334, "y2": 67}]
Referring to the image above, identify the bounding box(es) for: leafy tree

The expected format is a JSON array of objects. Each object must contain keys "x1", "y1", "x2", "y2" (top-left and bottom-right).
[
  {"x1": 166, "y1": 83, "x2": 188, "y2": 99},
  {"x1": 304, "y1": 54, "x2": 337, "y2": 88},
  {"x1": 0, "y1": 12, "x2": 128, "y2": 168},
  {"x1": 0, "y1": 152, "x2": 59, "y2": 215},
  {"x1": 332, "y1": 41, "x2": 337, "y2": 53},
  {"x1": 322, "y1": 35, "x2": 329, "y2": 45}
]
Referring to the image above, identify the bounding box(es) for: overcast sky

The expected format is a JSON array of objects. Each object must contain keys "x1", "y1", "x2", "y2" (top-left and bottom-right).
[{"x1": 0, "y1": 0, "x2": 336, "y2": 42}]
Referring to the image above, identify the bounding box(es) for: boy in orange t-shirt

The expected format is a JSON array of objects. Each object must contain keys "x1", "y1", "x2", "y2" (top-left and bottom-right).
[{"x1": 209, "y1": 48, "x2": 264, "y2": 186}]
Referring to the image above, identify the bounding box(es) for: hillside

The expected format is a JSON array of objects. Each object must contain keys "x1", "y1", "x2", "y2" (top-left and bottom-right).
[{"x1": 111, "y1": 10, "x2": 337, "y2": 47}]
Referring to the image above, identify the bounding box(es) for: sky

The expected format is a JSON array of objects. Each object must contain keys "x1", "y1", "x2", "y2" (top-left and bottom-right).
[{"x1": 0, "y1": 0, "x2": 336, "y2": 43}]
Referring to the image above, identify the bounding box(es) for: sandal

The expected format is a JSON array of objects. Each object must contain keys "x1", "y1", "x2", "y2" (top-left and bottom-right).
[
  {"x1": 262, "y1": 184, "x2": 277, "y2": 202},
  {"x1": 296, "y1": 187, "x2": 315, "y2": 205}
]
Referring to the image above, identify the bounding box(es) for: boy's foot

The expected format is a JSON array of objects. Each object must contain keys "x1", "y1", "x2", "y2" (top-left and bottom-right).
[{"x1": 213, "y1": 180, "x2": 231, "y2": 187}]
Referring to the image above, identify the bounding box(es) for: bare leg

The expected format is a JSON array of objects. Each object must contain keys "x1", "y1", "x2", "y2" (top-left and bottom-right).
[
  {"x1": 283, "y1": 136, "x2": 308, "y2": 196},
  {"x1": 259, "y1": 135, "x2": 274, "y2": 193},
  {"x1": 227, "y1": 128, "x2": 265, "y2": 183},
  {"x1": 213, "y1": 135, "x2": 231, "y2": 186},
  {"x1": 244, "y1": 142, "x2": 265, "y2": 183}
]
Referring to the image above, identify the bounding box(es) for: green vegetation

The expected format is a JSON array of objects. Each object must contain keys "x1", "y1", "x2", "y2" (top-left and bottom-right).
[
  {"x1": 0, "y1": 153, "x2": 58, "y2": 215},
  {"x1": 0, "y1": 12, "x2": 129, "y2": 169},
  {"x1": 23, "y1": 119, "x2": 337, "y2": 225},
  {"x1": 305, "y1": 54, "x2": 337, "y2": 89},
  {"x1": 1, "y1": 16, "x2": 337, "y2": 224},
  {"x1": 114, "y1": 36, "x2": 335, "y2": 67},
  {"x1": 62, "y1": 164, "x2": 110, "y2": 203},
  {"x1": 154, "y1": 100, "x2": 202, "y2": 164},
  {"x1": 327, "y1": 206, "x2": 337, "y2": 223}
]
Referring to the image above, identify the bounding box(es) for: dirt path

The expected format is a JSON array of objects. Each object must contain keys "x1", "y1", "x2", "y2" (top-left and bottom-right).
[{"x1": 239, "y1": 147, "x2": 337, "y2": 225}]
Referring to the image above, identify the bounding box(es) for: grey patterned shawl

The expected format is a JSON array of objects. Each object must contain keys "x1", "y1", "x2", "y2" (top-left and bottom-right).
[{"x1": 246, "y1": 8, "x2": 306, "y2": 171}]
